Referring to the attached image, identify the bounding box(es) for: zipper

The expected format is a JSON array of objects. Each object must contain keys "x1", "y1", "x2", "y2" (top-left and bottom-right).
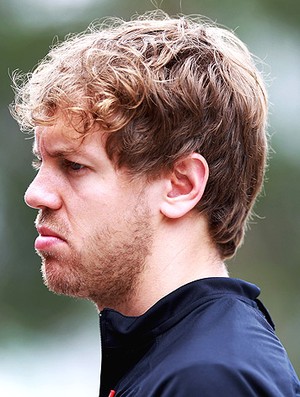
[{"x1": 99, "y1": 312, "x2": 103, "y2": 397}]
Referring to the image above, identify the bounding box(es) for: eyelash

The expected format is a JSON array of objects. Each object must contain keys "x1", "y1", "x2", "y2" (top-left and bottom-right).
[
  {"x1": 61, "y1": 159, "x2": 85, "y2": 172},
  {"x1": 32, "y1": 158, "x2": 42, "y2": 170},
  {"x1": 32, "y1": 158, "x2": 85, "y2": 173}
]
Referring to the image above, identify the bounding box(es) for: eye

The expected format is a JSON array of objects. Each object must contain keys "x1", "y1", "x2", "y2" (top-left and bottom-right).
[{"x1": 62, "y1": 159, "x2": 85, "y2": 172}]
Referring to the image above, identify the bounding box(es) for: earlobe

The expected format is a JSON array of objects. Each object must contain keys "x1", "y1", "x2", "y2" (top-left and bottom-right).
[{"x1": 160, "y1": 153, "x2": 209, "y2": 219}]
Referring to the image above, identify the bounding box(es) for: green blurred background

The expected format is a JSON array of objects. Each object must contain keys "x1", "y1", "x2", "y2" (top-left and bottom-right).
[{"x1": 0, "y1": 0, "x2": 299, "y2": 395}]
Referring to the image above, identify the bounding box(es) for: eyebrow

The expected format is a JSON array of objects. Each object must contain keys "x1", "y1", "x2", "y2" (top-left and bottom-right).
[{"x1": 32, "y1": 146, "x2": 79, "y2": 159}]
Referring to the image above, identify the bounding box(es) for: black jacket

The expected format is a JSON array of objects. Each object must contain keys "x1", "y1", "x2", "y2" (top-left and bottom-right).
[{"x1": 99, "y1": 277, "x2": 300, "y2": 396}]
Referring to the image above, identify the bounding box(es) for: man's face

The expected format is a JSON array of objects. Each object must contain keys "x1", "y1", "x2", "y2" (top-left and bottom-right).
[{"x1": 25, "y1": 117, "x2": 155, "y2": 311}]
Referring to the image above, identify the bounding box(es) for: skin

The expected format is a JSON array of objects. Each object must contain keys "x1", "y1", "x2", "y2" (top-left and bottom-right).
[{"x1": 25, "y1": 115, "x2": 228, "y2": 316}]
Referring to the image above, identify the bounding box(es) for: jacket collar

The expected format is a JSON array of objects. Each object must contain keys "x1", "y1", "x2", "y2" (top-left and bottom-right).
[{"x1": 99, "y1": 277, "x2": 261, "y2": 349}]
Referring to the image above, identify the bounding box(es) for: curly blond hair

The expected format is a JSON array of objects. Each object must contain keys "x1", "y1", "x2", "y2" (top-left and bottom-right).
[{"x1": 11, "y1": 10, "x2": 268, "y2": 258}]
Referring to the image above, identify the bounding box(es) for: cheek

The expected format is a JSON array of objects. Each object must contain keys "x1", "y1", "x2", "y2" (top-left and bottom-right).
[
  {"x1": 66, "y1": 195, "x2": 119, "y2": 231},
  {"x1": 65, "y1": 178, "x2": 145, "y2": 230}
]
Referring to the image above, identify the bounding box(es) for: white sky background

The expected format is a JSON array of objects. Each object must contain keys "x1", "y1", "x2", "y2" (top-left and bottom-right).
[{"x1": 0, "y1": 322, "x2": 100, "y2": 397}]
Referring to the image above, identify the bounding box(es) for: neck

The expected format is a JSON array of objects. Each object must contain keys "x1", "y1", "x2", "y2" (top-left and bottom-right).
[{"x1": 104, "y1": 214, "x2": 228, "y2": 316}]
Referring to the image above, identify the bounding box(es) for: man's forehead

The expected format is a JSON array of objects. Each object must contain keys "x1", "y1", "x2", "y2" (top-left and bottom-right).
[
  {"x1": 32, "y1": 122, "x2": 87, "y2": 157},
  {"x1": 32, "y1": 119, "x2": 107, "y2": 160}
]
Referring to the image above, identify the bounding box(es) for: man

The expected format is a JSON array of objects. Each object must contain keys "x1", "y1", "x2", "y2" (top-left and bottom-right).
[{"x1": 11, "y1": 10, "x2": 300, "y2": 397}]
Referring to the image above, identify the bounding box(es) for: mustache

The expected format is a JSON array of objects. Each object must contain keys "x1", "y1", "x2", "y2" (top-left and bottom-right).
[{"x1": 35, "y1": 209, "x2": 69, "y2": 236}]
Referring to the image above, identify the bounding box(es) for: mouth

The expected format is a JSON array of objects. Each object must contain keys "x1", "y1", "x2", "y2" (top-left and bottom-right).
[
  {"x1": 35, "y1": 225, "x2": 66, "y2": 251},
  {"x1": 37, "y1": 225, "x2": 65, "y2": 239}
]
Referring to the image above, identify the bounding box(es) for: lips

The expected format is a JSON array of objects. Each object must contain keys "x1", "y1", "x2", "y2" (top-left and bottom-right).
[
  {"x1": 36, "y1": 225, "x2": 64, "y2": 239},
  {"x1": 35, "y1": 225, "x2": 66, "y2": 251}
]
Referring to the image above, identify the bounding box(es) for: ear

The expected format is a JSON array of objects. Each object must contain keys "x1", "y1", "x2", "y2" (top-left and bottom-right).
[{"x1": 160, "y1": 153, "x2": 209, "y2": 219}]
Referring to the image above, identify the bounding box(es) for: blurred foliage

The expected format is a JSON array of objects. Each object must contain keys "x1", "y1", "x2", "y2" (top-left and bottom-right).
[{"x1": 0, "y1": 0, "x2": 299, "y2": 377}]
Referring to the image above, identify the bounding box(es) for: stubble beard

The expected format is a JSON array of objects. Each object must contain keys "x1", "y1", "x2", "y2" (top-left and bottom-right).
[{"x1": 37, "y1": 203, "x2": 153, "y2": 311}]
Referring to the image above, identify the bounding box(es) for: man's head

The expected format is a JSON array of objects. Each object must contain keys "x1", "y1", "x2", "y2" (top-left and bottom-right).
[
  {"x1": 12, "y1": 11, "x2": 268, "y2": 262},
  {"x1": 22, "y1": 116, "x2": 156, "y2": 310}
]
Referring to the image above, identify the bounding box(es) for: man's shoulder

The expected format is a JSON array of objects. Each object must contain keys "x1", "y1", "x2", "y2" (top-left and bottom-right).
[
  {"x1": 150, "y1": 296, "x2": 298, "y2": 395},
  {"x1": 116, "y1": 292, "x2": 300, "y2": 396},
  {"x1": 164, "y1": 292, "x2": 275, "y2": 356},
  {"x1": 148, "y1": 360, "x2": 299, "y2": 397}
]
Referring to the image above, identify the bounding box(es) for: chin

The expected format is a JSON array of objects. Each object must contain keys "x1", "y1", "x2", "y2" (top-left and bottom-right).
[{"x1": 41, "y1": 260, "x2": 86, "y2": 298}]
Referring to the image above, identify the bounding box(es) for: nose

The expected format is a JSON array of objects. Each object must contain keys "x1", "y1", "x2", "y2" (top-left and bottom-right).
[{"x1": 24, "y1": 170, "x2": 62, "y2": 210}]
